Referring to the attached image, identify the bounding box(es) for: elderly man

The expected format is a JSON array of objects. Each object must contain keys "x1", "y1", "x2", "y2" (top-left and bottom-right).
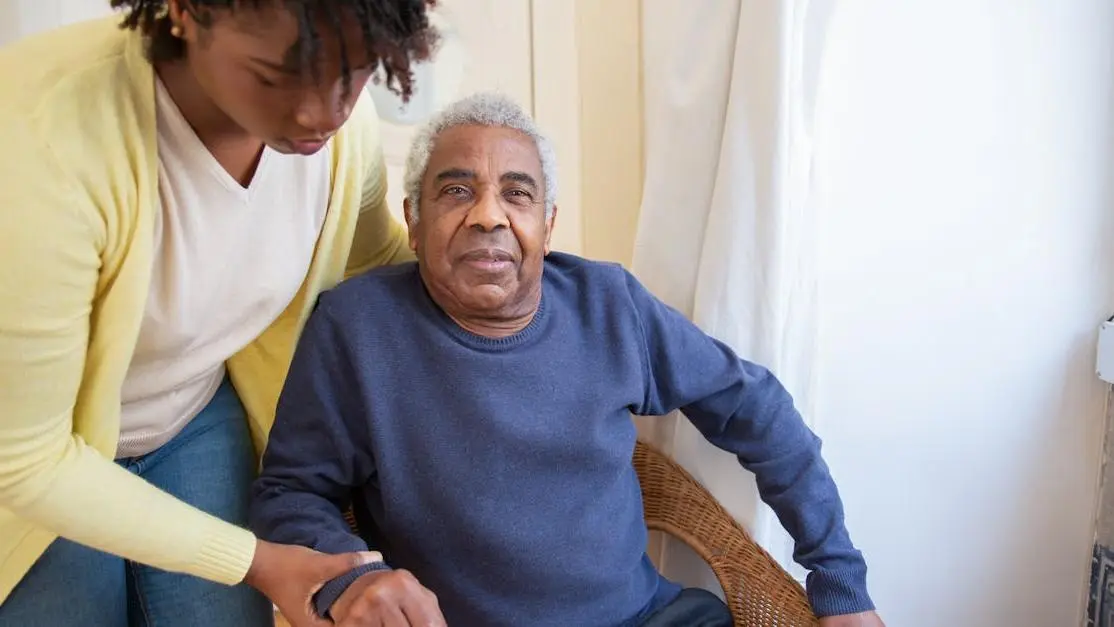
[{"x1": 250, "y1": 93, "x2": 884, "y2": 627}]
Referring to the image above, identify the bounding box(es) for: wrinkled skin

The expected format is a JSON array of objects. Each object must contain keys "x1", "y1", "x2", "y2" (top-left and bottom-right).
[{"x1": 404, "y1": 123, "x2": 556, "y2": 338}]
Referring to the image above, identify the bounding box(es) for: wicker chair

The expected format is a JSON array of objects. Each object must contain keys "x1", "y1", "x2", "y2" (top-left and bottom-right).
[
  {"x1": 633, "y1": 439, "x2": 818, "y2": 626},
  {"x1": 282, "y1": 440, "x2": 817, "y2": 627}
]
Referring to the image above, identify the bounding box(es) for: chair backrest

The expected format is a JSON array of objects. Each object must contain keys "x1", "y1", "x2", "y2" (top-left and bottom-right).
[{"x1": 633, "y1": 440, "x2": 819, "y2": 627}]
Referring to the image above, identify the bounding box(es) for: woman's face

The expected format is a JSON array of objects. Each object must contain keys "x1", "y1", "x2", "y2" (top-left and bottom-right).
[{"x1": 172, "y1": 2, "x2": 377, "y2": 155}]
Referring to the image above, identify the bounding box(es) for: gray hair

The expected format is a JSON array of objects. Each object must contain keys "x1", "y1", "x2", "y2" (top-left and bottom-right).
[{"x1": 402, "y1": 91, "x2": 558, "y2": 224}]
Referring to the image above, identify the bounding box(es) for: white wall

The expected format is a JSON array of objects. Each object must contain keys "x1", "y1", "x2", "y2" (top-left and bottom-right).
[
  {"x1": 812, "y1": 2, "x2": 1114, "y2": 625},
  {"x1": 0, "y1": 0, "x2": 110, "y2": 45}
]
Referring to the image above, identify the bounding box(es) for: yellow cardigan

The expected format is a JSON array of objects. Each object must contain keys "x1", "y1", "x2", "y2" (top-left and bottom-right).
[{"x1": 0, "y1": 18, "x2": 411, "y2": 602}]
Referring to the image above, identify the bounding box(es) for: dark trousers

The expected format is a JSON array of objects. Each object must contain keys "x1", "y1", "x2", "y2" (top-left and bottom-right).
[{"x1": 640, "y1": 588, "x2": 734, "y2": 627}]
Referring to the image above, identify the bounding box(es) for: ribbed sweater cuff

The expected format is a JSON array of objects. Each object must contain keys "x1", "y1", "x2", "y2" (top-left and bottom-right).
[
  {"x1": 189, "y1": 525, "x2": 257, "y2": 585},
  {"x1": 806, "y1": 566, "x2": 875, "y2": 617},
  {"x1": 313, "y1": 561, "x2": 393, "y2": 618}
]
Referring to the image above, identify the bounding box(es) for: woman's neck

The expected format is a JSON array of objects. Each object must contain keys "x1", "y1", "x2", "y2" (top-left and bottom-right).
[
  {"x1": 155, "y1": 60, "x2": 265, "y2": 186},
  {"x1": 155, "y1": 60, "x2": 243, "y2": 144}
]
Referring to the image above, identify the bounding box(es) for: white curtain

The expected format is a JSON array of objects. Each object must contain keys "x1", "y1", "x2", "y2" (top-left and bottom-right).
[{"x1": 633, "y1": 0, "x2": 835, "y2": 587}]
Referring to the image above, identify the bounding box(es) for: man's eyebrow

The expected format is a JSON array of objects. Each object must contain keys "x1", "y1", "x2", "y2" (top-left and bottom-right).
[
  {"x1": 433, "y1": 169, "x2": 539, "y2": 190},
  {"x1": 502, "y1": 171, "x2": 538, "y2": 189},
  {"x1": 435, "y1": 168, "x2": 476, "y2": 182}
]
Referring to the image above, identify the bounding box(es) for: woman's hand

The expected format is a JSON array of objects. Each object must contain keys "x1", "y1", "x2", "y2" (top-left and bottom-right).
[{"x1": 244, "y1": 539, "x2": 381, "y2": 627}]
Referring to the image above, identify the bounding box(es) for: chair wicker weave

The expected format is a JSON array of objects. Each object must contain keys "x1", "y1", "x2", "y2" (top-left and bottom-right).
[
  {"x1": 279, "y1": 440, "x2": 818, "y2": 627},
  {"x1": 633, "y1": 439, "x2": 818, "y2": 626}
]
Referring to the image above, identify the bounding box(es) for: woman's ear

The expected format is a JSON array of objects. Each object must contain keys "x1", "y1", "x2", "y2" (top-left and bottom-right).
[{"x1": 167, "y1": 0, "x2": 204, "y2": 42}]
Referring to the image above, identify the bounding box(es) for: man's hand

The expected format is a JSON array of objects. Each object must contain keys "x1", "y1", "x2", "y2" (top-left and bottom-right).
[
  {"x1": 244, "y1": 539, "x2": 381, "y2": 627},
  {"x1": 330, "y1": 569, "x2": 446, "y2": 627},
  {"x1": 819, "y1": 611, "x2": 885, "y2": 627}
]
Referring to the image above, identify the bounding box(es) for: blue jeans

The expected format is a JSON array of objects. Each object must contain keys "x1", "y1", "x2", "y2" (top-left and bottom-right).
[
  {"x1": 639, "y1": 588, "x2": 733, "y2": 627},
  {"x1": 0, "y1": 378, "x2": 273, "y2": 627}
]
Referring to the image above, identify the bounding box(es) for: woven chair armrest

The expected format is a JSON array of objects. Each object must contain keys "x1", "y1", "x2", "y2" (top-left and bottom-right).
[{"x1": 633, "y1": 440, "x2": 818, "y2": 627}]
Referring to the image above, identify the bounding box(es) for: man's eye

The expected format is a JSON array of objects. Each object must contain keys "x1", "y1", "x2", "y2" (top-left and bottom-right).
[{"x1": 444, "y1": 186, "x2": 470, "y2": 196}]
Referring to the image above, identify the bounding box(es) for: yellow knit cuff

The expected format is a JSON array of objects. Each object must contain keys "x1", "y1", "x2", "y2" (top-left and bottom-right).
[{"x1": 190, "y1": 525, "x2": 257, "y2": 585}]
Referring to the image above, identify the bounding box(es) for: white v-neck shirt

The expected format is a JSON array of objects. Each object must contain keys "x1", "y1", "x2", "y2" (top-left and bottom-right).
[{"x1": 117, "y1": 79, "x2": 331, "y2": 458}]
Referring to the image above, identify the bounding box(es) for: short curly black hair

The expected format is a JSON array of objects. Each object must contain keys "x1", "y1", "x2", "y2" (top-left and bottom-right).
[{"x1": 110, "y1": 0, "x2": 439, "y2": 101}]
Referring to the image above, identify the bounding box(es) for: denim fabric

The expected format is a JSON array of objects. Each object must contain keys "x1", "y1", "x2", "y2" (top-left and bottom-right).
[
  {"x1": 0, "y1": 377, "x2": 272, "y2": 627},
  {"x1": 638, "y1": 588, "x2": 734, "y2": 627}
]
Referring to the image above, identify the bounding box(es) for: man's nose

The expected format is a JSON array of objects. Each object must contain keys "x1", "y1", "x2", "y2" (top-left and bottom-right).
[{"x1": 464, "y1": 190, "x2": 510, "y2": 232}]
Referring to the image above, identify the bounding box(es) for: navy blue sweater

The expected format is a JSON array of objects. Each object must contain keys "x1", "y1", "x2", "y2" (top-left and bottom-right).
[{"x1": 250, "y1": 253, "x2": 873, "y2": 626}]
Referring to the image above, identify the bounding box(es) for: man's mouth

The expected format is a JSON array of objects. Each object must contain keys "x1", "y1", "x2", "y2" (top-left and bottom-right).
[{"x1": 459, "y1": 248, "x2": 515, "y2": 272}]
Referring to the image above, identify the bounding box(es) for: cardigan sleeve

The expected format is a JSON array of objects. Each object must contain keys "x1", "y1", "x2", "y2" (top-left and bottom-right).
[
  {"x1": 344, "y1": 97, "x2": 415, "y2": 280},
  {"x1": 0, "y1": 119, "x2": 256, "y2": 586}
]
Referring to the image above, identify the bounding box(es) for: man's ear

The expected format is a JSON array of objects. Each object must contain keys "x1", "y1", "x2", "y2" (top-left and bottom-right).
[
  {"x1": 543, "y1": 204, "x2": 558, "y2": 255},
  {"x1": 403, "y1": 198, "x2": 419, "y2": 253}
]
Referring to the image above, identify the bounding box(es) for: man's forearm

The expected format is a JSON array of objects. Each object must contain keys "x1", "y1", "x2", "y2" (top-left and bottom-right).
[
  {"x1": 249, "y1": 482, "x2": 368, "y2": 554},
  {"x1": 683, "y1": 365, "x2": 874, "y2": 616},
  {"x1": 624, "y1": 269, "x2": 874, "y2": 615},
  {"x1": 249, "y1": 300, "x2": 375, "y2": 555}
]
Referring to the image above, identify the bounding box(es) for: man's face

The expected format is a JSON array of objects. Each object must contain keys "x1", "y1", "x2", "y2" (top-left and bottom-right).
[
  {"x1": 173, "y1": 2, "x2": 375, "y2": 155},
  {"x1": 407, "y1": 124, "x2": 556, "y2": 319}
]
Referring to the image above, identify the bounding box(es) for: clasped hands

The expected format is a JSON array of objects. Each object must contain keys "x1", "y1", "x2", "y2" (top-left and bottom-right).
[
  {"x1": 243, "y1": 539, "x2": 444, "y2": 627},
  {"x1": 245, "y1": 539, "x2": 879, "y2": 627}
]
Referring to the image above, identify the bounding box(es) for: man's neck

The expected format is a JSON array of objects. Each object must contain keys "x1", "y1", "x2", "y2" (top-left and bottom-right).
[
  {"x1": 444, "y1": 308, "x2": 537, "y2": 339},
  {"x1": 436, "y1": 286, "x2": 542, "y2": 340}
]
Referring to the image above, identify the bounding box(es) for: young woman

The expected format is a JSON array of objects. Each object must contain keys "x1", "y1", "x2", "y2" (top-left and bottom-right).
[{"x1": 0, "y1": 1, "x2": 437, "y2": 625}]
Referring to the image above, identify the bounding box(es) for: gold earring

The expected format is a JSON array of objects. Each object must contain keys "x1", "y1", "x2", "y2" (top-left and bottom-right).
[{"x1": 170, "y1": 24, "x2": 183, "y2": 38}]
